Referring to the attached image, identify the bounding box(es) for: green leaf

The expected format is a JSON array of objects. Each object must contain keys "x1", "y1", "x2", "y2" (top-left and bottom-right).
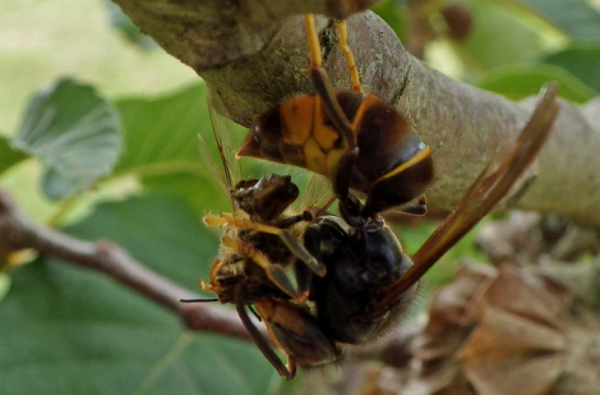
[
  {"x1": 12, "y1": 78, "x2": 122, "y2": 200},
  {"x1": 114, "y1": 83, "x2": 261, "y2": 216},
  {"x1": 452, "y1": 1, "x2": 544, "y2": 72},
  {"x1": 0, "y1": 194, "x2": 276, "y2": 394},
  {"x1": 512, "y1": 0, "x2": 600, "y2": 41},
  {"x1": 114, "y1": 84, "x2": 209, "y2": 173},
  {"x1": 142, "y1": 172, "x2": 231, "y2": 215},
  {"x1": 0, "y1": 134, "x2": 28, "y2": 175},
  {"x1": 0, "y1": 261, "x2": 275, "y2": 395},
  {"x1": 479, "y1": 63, "x2": 599, "y2": 102},
  {"x1": 371, "y1": 0, "x2": 408, "y2": 42},
  {"x1": 114, "y1": 82, "x2": 231, "y2": 215},
  {"x1": 543, "y1": 43, "x2": 600, "y2": 91}
]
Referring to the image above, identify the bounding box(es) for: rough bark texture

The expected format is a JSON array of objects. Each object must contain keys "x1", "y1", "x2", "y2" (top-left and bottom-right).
[{"x1": 113, "y1": 0, "x2": 600, "y2": 227}]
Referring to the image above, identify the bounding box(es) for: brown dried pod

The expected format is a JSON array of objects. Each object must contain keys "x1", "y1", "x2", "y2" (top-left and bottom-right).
[
  {"x1": 476, "y1": 212, "x2": 600, "y2": 267},
  {"x1": 399, "y1": 265, "x2": 600, "y2": 395}
]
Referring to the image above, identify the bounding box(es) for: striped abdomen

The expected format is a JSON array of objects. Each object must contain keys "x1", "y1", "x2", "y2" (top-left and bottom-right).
[{"x1": 238, "y1": 91, "x2": 434, "y2": 215}]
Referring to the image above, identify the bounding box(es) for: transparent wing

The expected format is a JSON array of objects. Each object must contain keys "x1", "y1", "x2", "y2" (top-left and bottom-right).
[
  {"x1": 204, "y1": 87, "x2": 335, "y2": 219},
  {"x1": 206, "y1": 87, "x2": 242, "y2": 187},
  {"x1": 198, "y1": 86, "x2": 243, "y2": 205},
  {"x1": 378, "y1": 81, "x2": 560, "y2": 309},
  {"x1": 293, "y1": 173, "x2": 336, "y2": 216}
]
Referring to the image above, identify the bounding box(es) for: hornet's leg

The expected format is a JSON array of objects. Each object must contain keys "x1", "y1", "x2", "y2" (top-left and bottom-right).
[
  {"x1": 332, "y1": 20, "x2": 363, "y2": 93},
  {"x1": 304, "y1": 14, "x2": 356, "y2": 150}
]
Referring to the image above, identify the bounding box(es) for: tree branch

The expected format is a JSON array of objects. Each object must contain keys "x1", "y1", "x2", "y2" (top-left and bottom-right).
[
  {"x1": 113, "y1": 0, "x2": 600, "y2": 227},
  {"x1": 0, "y1": 189, "x2": 255, "y2": 341}
]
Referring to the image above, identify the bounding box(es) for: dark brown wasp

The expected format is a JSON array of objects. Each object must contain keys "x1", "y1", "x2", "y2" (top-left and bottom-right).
[
  {"x1": 184, "y1": 15, "x2": 559, "y2": 381},
  {"x1": 238, "y1": 15, "x2": 434, "y2": 218},
  {"x1": 219, "y1": 14, "x2": 557, "y2": 379}
]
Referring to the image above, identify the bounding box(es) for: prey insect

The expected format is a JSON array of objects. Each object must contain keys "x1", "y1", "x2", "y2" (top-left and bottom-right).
[
  {"x1": 225, "y1": 14, "x2": 559, "y2": 379},
  {"x1": 181, "y1": 88, "x2": 344, "y2": 380}
]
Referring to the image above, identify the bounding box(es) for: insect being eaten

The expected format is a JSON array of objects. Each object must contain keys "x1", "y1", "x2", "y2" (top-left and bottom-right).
[
  {"x1": 181, "y1": 87, "x2": 346, "y2": 380},
  {"x1": 183, "y1": 14, "x2": 559, "y2": 381}
]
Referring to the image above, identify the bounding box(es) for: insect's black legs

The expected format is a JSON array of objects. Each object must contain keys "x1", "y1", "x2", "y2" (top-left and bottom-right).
[
  {"x1": 234, "y1": 284, "x2": 295, "y2": 380},
  {"x1": 304, "y1": 14, "x2": 357, "y2": 151}
]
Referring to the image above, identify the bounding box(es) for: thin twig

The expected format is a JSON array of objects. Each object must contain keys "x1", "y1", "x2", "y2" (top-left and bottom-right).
[{"x1": 0, "y1": 189, "x2": 254, "y2": 341}]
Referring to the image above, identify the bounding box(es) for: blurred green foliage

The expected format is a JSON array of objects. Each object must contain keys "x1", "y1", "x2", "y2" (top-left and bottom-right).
[
  {"x1": 1, "y1": 0, "x2": 599, "y2": 394},
  {"x1": 104, "y1": 0, "x2": 157, "y2": 50},
  {"x1": 373, "y1": 0, "x2": 600, "y2": 99}
]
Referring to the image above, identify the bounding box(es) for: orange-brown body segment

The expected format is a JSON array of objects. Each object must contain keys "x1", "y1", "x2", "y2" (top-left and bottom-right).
[{"x1": 238, "y1": 91, "x2": 434, "y2": 215}]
